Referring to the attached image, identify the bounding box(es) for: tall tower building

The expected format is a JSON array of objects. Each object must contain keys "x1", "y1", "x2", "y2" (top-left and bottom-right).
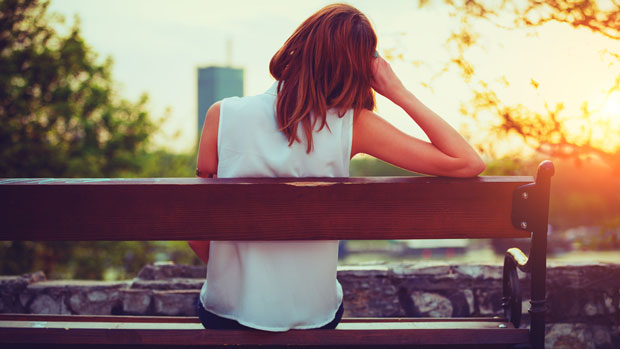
[{"x1": 197, "y1": 66, "x2": 244, "y2": 137}]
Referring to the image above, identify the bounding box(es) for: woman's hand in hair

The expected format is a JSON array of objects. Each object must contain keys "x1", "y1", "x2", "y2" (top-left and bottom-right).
[
  {"x1": 371, "y1": 55, "x2": 406, "y2": 103},
  {"x1": 354, "y1": 54, "x2": 485, "y2": 178}
]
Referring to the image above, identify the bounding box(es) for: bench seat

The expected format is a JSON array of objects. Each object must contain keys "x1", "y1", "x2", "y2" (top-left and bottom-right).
[{"x1": 0, "y1": 314, "x2": 528, "y2": 347}]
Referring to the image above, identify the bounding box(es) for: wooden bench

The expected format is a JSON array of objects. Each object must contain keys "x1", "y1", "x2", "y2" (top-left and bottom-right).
[{"x1": 0, "y1": 160, "x2": 554, "y2": 348}]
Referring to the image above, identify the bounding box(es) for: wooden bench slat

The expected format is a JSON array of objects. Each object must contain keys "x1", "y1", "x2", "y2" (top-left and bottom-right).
[
  {"x1": 0, "y1": 313, "x2": 510, "y2": 323},
  {"x1": 0, "y1": 319, "x2": 528, "y2": 345},
  {"x1": 0, "y1": 314, "x2": 200, "y2": 323},
  {"x1": 0, "y1": 176, "x2": 532, "y2": 241},
  {"x1": 0, "y1": 320, "x2": 517, "y2": 330}
]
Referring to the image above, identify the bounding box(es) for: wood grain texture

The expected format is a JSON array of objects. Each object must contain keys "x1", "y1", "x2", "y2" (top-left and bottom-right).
[
  {"x1": 0, "y1": 314, "x2": 200, "y2": 323},
  {"x1": 0, "y1": 318, "x2": 528, "y2": 345},
  {"x1": 0, "y1": 176, "x2": 533, "y2": 241},
  {"x1": 0, "y1": 314, "x2": 510, "y2": 323}
]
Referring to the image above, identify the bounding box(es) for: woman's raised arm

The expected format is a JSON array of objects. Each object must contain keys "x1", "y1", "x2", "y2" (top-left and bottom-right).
[{"x1": 351, "y1": 56, "x2": 485, "y2": 178}]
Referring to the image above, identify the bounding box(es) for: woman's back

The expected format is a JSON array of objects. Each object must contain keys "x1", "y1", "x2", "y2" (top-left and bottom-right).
[
  {"x1": 216, "y1": 83, "x2": 352, "y2": 178},
  {"x1": 193, "y1": 2, "x2": 484, "y2": 332},
  {"x1": 199, "y1": 82, "x2": 352, "y2": 331}
]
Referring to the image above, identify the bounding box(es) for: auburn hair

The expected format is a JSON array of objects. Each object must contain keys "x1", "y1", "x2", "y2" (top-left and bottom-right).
[{"x1": 269, "y1": 3, "x2": 377, "y2": 152}]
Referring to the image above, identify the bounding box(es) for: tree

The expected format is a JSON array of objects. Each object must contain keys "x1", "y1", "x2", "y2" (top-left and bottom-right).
[
  {"x1": 0, "y1": 0, "x2": 159, "y2": 178},
  {"x1": 412, "y1": 0, "x2": 620, "y2": 246},
  {"x1": 0, "y1": 0, "x2": 202, "y2": 279},
  {"x1": 417, "y1": 0, "x2": 620, "y2": 171}
]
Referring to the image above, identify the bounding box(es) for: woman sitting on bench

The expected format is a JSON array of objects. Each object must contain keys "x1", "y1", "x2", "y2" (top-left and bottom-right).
[{"x1": 189, "y1": 3, "x2": 485, "y2": 332}]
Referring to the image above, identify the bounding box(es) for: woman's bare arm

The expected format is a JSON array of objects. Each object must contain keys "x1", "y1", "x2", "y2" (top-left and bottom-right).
[
  {"x1": 196, "y1": 102, "x2": 220, "y2": 178},
  {"x1": 352, "y1": 56, "x2": 485, "y2": 177},
  {"x1": 189, "y1": 101, "x2": 221, "y2": 264}
]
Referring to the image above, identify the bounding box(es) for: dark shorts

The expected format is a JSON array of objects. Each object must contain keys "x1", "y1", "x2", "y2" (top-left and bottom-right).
[{"x1": 196, "y1": 297, "x2": 344, "y2": 330}]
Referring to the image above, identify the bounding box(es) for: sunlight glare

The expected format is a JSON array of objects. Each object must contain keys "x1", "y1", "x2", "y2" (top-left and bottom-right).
[{"x1": 602, "y1": 91, "x2": 620, "y2": 120}]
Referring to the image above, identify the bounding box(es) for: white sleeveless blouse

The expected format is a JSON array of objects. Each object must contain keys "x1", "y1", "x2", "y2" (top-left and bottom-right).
[{"x1": 199, "y1": 82, "x2": 352, "y2": 331}]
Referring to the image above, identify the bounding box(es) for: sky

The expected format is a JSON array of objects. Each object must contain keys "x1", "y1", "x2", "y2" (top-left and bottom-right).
[{"x1": 48, "y1": 0, "x2": 620, "y2": 154}]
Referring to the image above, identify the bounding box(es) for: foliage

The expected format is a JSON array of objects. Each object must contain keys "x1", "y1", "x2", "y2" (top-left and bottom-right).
[
  {"x1": 0, "y1": 241, "x2": 202, "y2": 280},
  {"x1": 418, "y1": 0, "x2": 620, "y2": 171},
  {"x1": 350, "y1": 156, "x2": 421, "y2": 176},
  {"x1": 0, "y1": 0, "x2": 159, "y2": 177},
  {"x1": 0, "y1": 147, "x2": 199, "y2": 279},
  {"x1": 481, "y1": 156, "x2": 540, "y2": 176},
  {"x1": 124, "y1": 150, "x2": 196, "y2": 178},
  {"x1": 412, "y1": 0, "x2": 620, "y2": 250},
  {"x1": 0, "y1": 0, "x2": 201, "y2": 280},
  {"x1": 573, "y1": 221, "x2": 620, "y2": 251},
  {"x1": 486, "y1": 155, "x2": 620, "y2": 232}
]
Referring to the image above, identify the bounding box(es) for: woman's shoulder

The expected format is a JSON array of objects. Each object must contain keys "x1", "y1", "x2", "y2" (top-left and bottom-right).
[
  {"x1": 221, "y1": 88, "x2": 276, "y2": 112},
  {"x1": 206, "y1": 101, "x2": 222, "y2": 122}
]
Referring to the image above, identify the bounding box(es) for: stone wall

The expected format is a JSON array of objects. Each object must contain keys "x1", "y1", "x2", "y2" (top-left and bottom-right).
[{"x1": 1, "y1": 262, "x2": 619, "y2": 348}]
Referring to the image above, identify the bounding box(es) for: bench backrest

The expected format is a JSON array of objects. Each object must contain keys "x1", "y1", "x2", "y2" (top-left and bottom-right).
[{"x1": 0, "y1": 161, "x2": 554, "y2": 241}]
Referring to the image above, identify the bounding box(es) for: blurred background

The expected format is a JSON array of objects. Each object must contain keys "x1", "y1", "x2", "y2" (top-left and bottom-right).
[{"x1": 1, "y1": 0, "x2": 618, "y2": 280}]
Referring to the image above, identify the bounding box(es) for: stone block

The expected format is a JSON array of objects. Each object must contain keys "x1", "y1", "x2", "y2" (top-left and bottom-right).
[
  {"x1": 137, "y1": 262, "x2": 206, "y2": 280},
  {"x1": 0, "y1": 272, "x2": 45, "y2": 313},
  {"x1": 411, "y1": 291, "x2": 453, "y2": 317},
  {"x1": 547, "y1": 287, "x2": 619, "y2": 324},
  {"x1": 453, "y1": 264, "x2": 502, "y2": 280},
  {"x1": 22, "y1": 280, "x2": 128, "y2": 315},
  {"x1": 29, "y1": 293, "x2": 70, "y2": 315},
  {"x1": 547, "y1": 263, "x2": 620, "y2": 291},
  {"x1": 68, "y1": 289, "x2": 119, "y2": 315},
  {"x1": 153, "y1": 290, "x2": 199, "y2": 316},
  {"x1": 338, "y1": 265, "x2": 402, "y2": 317},
  {"x1": 120, "y1": 288, "x2": 152, "y2": 315},
  {"x1": 22, "y1": 280, "x2": 70, "y2": 314},
  {"x1": 464, "y1": 289, "x2": 474, "y2": 315},
  {"x1": 545, "y1": 323, "x2": 617, "y2": 349},
  {"x1": 445, "y1": 289, "x2": 472, "y2": 317},
  {"x1": 474, "y1": 288, "x2": 503, "y2": 316},
  {"x1": 130, "y1": 278, "x2": 204, "y2": 290}
]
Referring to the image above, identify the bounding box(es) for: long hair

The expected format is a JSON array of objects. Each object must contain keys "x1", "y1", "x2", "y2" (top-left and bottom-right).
[{"x1": 269, "y1": 3, "x2": 377, "y2": 153}]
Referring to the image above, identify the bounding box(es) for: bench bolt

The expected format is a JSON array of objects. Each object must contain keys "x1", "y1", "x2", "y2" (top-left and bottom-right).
[
  {"x1": 520, "y1": 221, "x2": 528, "y2": 229},
  {"x1": 522, "y1": 192, "x2": 528, "y2": 199}
]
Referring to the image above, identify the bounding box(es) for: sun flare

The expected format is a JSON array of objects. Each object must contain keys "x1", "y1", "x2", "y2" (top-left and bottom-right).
[{"x1": 602, "y1": 91, "x2": 620, "y2": 119}]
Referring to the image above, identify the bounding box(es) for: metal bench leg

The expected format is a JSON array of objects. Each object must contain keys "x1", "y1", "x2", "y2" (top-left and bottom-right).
[
  {"x1": 529, "y1": 224, "x2": 547, "y2": 349},
  {"x1": 510, "y1": 161, "x2": 554, "y2": 349}
]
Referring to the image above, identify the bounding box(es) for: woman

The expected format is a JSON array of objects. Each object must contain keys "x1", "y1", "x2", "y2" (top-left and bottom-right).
[{"x1": 190, "y1": 3, "x2": 484, "y2": 331}]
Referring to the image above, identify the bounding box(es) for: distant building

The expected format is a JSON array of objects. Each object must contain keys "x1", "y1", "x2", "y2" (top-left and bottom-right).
[{"x1": 197, "y1": 66, "x2": 244, "y2": 137}]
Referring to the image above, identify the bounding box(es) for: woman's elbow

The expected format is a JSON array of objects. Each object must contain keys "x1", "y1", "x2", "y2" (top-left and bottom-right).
[
  {"x1": 459, "y1": 157, "x2": 485, "y2": 177},
  {"x1": 445, "y1": 157, "x2": 485, "y2": 178},
  {"x1": 471, "y1": 158, "x2": 486, "y2": 176}
]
